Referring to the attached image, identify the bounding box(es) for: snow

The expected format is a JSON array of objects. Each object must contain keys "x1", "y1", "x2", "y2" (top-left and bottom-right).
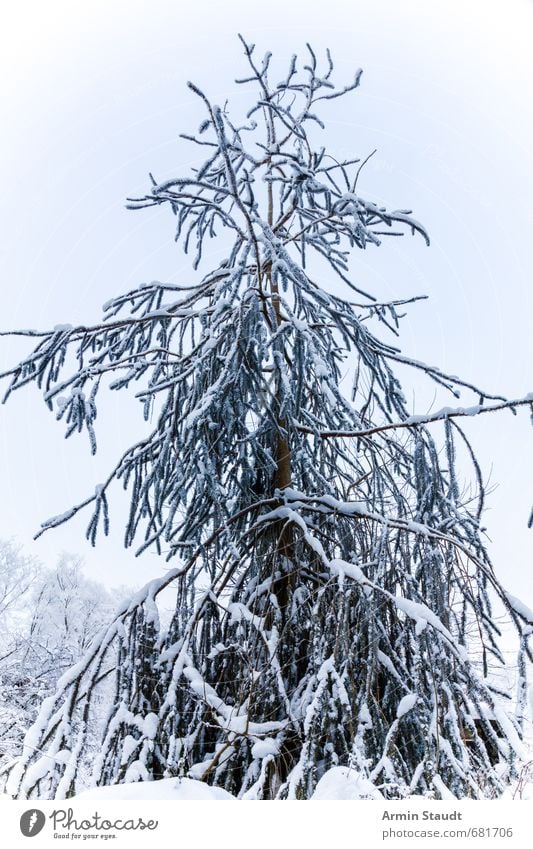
[
  {"x1": 406, "y1": 520, "x2": 430, "y2": 537},
  {"x1": 311, "y1": 767, "x2": 383, "y2": 800},
  {"x1": 26, "y1": 768, "x2": 384, "y2": 801},
  {"x1": 121, "y1": 735, "x2": 140, "y2": 763},
  {"x1": 143, "y1": 713, "x2": 159, "y2": 740},
  {"x1": 22, "y1": 756, "x2": 52, "y2": 789},
  {"x1": 124, "y1": 761, "x2": 150, "y2": 783},
  {"x1": 431, "y1": 775, "x2": 456, "y2": 800},
  {"x1": 505, "y1": 592, "x2": 533, "y2": 624},
  {"x1": 396, "y1": 693, "x2": 418, "y2": 719},
  {"x1": 377, "y1": 651, "x2": 403, "y2": 684},
  {"x1": 251, "y1": 738, "x2": 279, "y2": 760},
  {"x1": 6, "y1": 757, "x2": 533, "y2": 802},
  {"x1": 227, "y1": 602, "x2": 264, "y2": 629},
  {"x1": 329, "y1": 558, "x2": 367, "y2": 585},
  {"x1": 74, "y1": 777, "x2": 236, "y2": 801},
  {"x1": 490, "y1": 704, "x2": 529, "y2": 761},
  {"x1": 182, "y1": 662, "x2": 284, "y2": 736},
  {"x1": 359, "y1": 703, "x2": 372, "y2": 727},
  {"x1": 405, "y1": 405, "x2": 482, "y2": 425},
  {"x1": 391, "y1": 596, "x2": 467, "y2": 660}
]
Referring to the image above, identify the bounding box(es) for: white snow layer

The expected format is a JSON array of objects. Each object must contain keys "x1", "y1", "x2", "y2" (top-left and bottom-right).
[
  {"x1": 3, "y1": 758, "x2": 533, "y2": 801},
  {"x1": 72, "y1": 768, "x2": 383, "y2": 801},
  {"x1": 396, "y1": 693, "x2": 418, "y2": 719},
  {"x1": 311, "y1": 767, "x2": 383, "y2": 800},
  {"x1": 75, "y1": 777, "x2": 236, "y2": 801}
]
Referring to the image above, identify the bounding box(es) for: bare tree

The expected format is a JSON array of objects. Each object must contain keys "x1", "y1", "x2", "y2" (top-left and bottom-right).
[{"x1": 1, "y1": 38, "x2": 532, "y2": 800}]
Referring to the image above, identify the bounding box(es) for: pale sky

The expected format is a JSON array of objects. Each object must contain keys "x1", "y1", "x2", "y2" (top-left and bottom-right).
[{"x1": 0, "y1": 0, "x2": 531, "y2": 613}]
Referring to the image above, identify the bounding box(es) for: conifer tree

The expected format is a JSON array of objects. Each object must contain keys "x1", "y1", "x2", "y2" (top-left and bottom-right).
[{"x1": 1, "y1": 38, "x2": 532, "y2": 800}]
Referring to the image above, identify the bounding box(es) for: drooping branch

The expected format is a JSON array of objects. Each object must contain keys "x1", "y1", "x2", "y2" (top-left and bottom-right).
[{"x1": 294, "y1": 394, "x2": 533, "y2": 439}]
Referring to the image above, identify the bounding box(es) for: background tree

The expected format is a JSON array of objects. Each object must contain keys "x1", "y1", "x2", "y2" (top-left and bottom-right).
[
  {"x1": 0, "y1": 548, "x2": 123, "y2": 778},
  {"x1": 25, "y1": 554, "x2": 118, "y2": 675},
  {"x1": 0, "y1": 38, "x2": 532, "y2": 800},
  {"x1": 0, "y1": 539, "x2": 39, "y2": 629},
  {"x1": 0, "y1": 539, "x2": 42, "y2": 766}
]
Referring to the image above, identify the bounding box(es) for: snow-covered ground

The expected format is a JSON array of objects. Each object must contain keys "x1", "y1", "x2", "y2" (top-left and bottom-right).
[
  {"x1": 1, "y1": 761, "x2": 532, "y2": 801},
  {"x1": 66, "y1": 762, "x2": 533, "y2": 801},
  {"x1": 71, "y1": 769, "x2": 381, "y2": 801},
  {"x1": 72, "y1": 767, "x2": 382, "y2": 801},
  {"x1": 75, "y1": 777, "x2": 236, "y2": 801}
]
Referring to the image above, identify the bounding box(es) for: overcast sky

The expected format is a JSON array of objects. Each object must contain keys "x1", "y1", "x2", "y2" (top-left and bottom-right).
[{"x1": 0, "y1": 0, "x2": 531, "y2": 612}]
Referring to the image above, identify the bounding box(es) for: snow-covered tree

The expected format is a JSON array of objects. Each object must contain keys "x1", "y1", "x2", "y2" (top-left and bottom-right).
[
  {"x1": 0, "y1": 550, "x2": 121, "y2": 772},
  {"x1": 0, "y1": 539, "x2": 39, "y2": 628},
  {"x1": 1, "y1": 38, "x2": 532, "y2": 800},
  {"x1": 0, "y1": 540, "x2": 42, "y2": 765},
  {"x1": 24, "y1": 554, "x2": 118, "y2": 677}
]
